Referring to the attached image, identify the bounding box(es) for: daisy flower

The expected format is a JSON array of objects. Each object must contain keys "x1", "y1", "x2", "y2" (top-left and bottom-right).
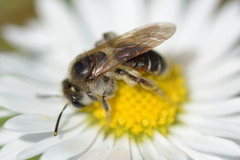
[{"x1": 1, "y1": 0, "x2": 240, "y2": 159}]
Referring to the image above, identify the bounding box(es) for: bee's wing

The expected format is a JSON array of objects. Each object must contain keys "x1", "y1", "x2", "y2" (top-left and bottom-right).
[{"x1": 90, "y1": 23, "x2": 176, "y2": 78}]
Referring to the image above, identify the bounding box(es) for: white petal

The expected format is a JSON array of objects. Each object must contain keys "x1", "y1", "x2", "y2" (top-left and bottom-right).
[
  {"x1": 18, "y1": 120, "x2": 87, "y2": 159},
  {"x1": 189, "y1": 1, "x2": 240, "y2": 76},
  {"x1": 149, "y1": 0, "x2": 183, "y2": 23},
  {"x1": 230, "y1": 44, "x2": 240, "y2": 58},
  {"x1": 153, "y1": 132, "x2": 188, "y2": 160},
  {"x1": 4, "y1": 114, "x2": 56, "y2": 133},
  {"x1": 184, "y1": 98, "x2": 240, "y2": 116},
  {"x1": 34, "y1": 0, "x2": 88, "y2": 70},
  {"x1": 190, "y1": 75, "x2": 240, "y2": 101},
  {"x1": 189, "y1": 58, "x2": 240, "y2": 89},
  {"x1": 0, "y1": 91, "x2": 61, "y2": 116},
  {"x1": 171, "y1": 126, "x2": 240, "y2": 157},
  {"x1": 40, "y1": 127, "x2": 99, "y2": 160},
  {"x1": 0, "y1": 53, "x2": 60, "y2": 84},
  {"x1": 169, "y1": 136, "x2": 223, "y2": 160},
  {"x1": 35, "y1": 0, "x2": 87, "y2": 53},
  {"x1": 4, "y1": 112, "x2": 85, "y2": 134},
  {"x1": 73, "y1": 0, "x2": 147, "y2": 47},
  {"x1": 0, "y1": 76, "x2": 67, "y2": 116},
  {"x1": 139, "y1": 139, "x2": 166, "y2": 160},
  {"x1": 73, "y1": 0, "x2": 114, "y2": 42},
  {"x1": 180, "y1": 114, "x2": 240, "y2": 139},
  {"x1": 0, "y1": 139, "x2": 30, "y2": 160},
  {"x1": 106, "y1": 0, "x2": 145, "y2": 33},
  {"x1": 0, "y1": 129, "x2": 22, "y2": 145},
  {"x1": 129, "y1": 140, "x2": 143, "y2": 160},
  {"x1": 18, "y1": 136, "x2": 59, "y2": 159},
  {"x1": 221, "y1": 116, "x2": 240, "y2": 124},
  {"x1": 77, "y1": 136, "x2": 114, "y2": 160},
  {"x1": 2, "y1": 21, "x2": 49, "y2": 52},
  {"x1": 148, "y1": 0, "x2": 185, "y2": 52},
  {"x1": 106, "y1": 136, "x2": 131, "y2": 160},
  {"x1": 0, "y1": 75, "x2": 58, "y2": 96},
  {"x1": 59, "y1": 113, "x2": 87, "y2": 132},
  {"x1": 175, "y1": 0, "x2": 219, "y2": 51}
]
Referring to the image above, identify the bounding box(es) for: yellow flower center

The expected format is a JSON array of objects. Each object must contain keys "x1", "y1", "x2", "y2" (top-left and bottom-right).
[{"x1": 81, "y1": 64, "x2": 187, "y2": 142}]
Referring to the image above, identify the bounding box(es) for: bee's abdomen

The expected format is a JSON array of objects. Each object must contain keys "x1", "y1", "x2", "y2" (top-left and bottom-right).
[{"x1": 123, "y1": 50, "x2": 166, "y2": 74}]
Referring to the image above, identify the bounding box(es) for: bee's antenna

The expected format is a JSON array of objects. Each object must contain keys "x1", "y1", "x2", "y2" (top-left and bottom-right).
[
  {"x1": 36, "y1": 94, "x2": 62, "y2": 99},
  {"x1": 54, "y1": 104, "x2": 68, "y2": 136}
]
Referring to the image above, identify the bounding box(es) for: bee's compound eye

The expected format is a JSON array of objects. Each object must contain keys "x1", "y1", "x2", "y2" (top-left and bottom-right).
[
  {"x1": 75, "y1": 62, "x2": 84, "y2": 71},
  {"x1": 74, "y1": 62, "x2": 89, "y2": 77},
  {"x1": 72, "y1": 55, "x2": 93, "y2": 79},
  {"x1": 72, "y1": 99, "x2": 84, "y2": 108}
]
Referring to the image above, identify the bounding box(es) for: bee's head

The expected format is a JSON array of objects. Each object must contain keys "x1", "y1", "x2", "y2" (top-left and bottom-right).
[{"x1": 62, "y1": 79, "x2": 84, "y2": 108}]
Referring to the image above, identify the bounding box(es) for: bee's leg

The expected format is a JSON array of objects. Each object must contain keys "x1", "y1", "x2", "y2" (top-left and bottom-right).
[
  {"x1": 102, "y1": 93, "x2": 111, "y2": 122},
  {"x1": 115, "y1": 68, "x2": 167, "y2": 95},
  {"x1": 103, "y1": 32, "x2": 117, "y2": 41},
  {"x1": 115, "y1": 68, "x2": 174, "y2": 104},
  {"x1": 95, "y1": 32, "x2": 117, "y2": 46},
  {"x1": 114, "y1": 68, "x2": 156, "y2": 89},
  {"x1": 87, "y1": 92, "x2": 99, "y2": 101}
]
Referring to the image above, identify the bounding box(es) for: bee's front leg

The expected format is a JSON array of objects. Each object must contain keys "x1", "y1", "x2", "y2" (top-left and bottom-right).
[{"x1": 102, "y1": 93, "x2": 111, "y2": 122}]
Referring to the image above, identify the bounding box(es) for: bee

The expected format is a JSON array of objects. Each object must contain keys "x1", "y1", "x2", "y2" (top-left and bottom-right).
[{"x1": 54, "y1": 23, "x2": 176, "y2": 136}]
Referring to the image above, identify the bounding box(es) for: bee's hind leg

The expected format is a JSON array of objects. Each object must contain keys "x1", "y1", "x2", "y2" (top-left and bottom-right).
[
  {"x1": 114, "y1": 68, "x2": 158, "y2": 90},
  {"x1": 114, "y1": 68, "x2": 173, "y2": 103}
]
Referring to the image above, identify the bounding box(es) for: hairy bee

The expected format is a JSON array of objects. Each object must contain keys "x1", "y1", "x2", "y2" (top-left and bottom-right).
[{"x1": 54, "y1": 23, "x2": 176, "y2": 136}]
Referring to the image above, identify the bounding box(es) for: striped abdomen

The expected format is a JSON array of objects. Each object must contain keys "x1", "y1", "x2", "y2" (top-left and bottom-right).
[{"x1": 122, "y1": 50, "x2": 166, "y2": 74}]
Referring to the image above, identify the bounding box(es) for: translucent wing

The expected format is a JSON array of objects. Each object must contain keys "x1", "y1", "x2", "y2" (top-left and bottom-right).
[{"x1": 89, "y1": 22, "x2": 176, "y2": 78}]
